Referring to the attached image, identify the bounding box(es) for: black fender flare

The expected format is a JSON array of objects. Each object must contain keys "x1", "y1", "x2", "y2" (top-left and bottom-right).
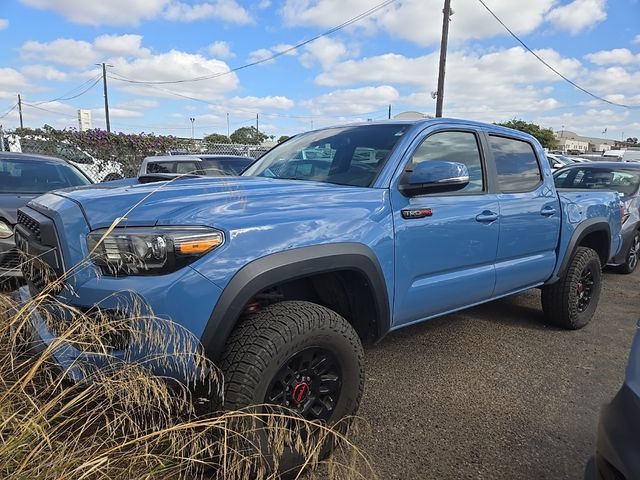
[
  {"x1": 201, "y1": 243, "x2": 391, "y2": 361},
  {"x1": 552, "y1": 217, "x2": 611, "y2": 282}
]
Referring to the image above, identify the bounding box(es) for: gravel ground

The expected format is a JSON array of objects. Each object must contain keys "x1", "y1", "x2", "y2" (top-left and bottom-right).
[{"x1": 356, "y1": 269, "x2": 639, "y2": 479}]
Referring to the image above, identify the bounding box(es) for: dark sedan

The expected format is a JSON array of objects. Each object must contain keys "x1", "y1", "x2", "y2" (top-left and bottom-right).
[
  {"x1": 0, "y1": 152, "x2": 92, "y2": 278},
  {"x1": 554, "y1": 162, "x2": 640, "y2": 273}
]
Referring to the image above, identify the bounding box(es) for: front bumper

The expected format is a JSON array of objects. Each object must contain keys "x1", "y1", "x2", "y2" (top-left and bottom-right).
[{"x1": 587, "y1": 384, "x2": 640, "y2": 479}]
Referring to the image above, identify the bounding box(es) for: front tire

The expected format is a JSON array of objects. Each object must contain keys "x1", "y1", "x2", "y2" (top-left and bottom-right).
[
  {"x1": 219, "y1": 301, "x2": 364, "y2": 476},
  {"x1": 541, "y1": 246, "x2": 602, "y2": 329}
]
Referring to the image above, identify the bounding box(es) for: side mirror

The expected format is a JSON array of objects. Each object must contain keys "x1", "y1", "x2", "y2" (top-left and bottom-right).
[{"x1": 399, "y1": 161, "x2": 469, "y2": 196}]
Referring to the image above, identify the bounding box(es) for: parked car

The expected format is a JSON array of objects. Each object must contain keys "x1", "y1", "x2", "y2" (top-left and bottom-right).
[
  {"x1": 547, "y1": 153, "x2": 574, "y2": 170},
  {"x1": 14, "y1": 119, "x2": 623, "y2": 472},
  {"x1": 0, "y1": 152, "x2": 92, "y2": 278},
  {"x1": 138, "y1": 154, "x2": 253, "y2": 179},
  {"x1": 585, "y1": 323, "x2": 640, "y2": 480},
  {"x1": 554, "y1": 162, "x2": 640, "y2": 273},
  {"x1": 622, "y1": 147, "x2": 640, "y2": 163}
]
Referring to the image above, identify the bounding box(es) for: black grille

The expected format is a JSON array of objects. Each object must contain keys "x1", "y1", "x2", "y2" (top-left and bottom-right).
[
  {"x1": 17, "y1": 211, "x2": 41, "y2": 242},
  {"x1": 0, "y1": 248, "x2": 22, "y2": 270}
]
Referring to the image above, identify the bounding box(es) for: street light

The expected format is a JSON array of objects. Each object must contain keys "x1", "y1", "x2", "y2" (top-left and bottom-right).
[{"x1": 189, "y1": 117, "x2": 195, "y2": 140}]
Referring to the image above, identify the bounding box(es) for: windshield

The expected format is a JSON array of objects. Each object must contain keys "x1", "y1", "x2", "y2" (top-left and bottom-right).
[
  {"x1": 554, "y1": 167, "x2": 640, "y2": 197},
  {"x1": 243, "y1": 124, "x2": 410, "y2": 187},
  {"x1": 0, "y1": 158, "x2": 91, "y2": 194},
  {"x1": 201, "y1": 158, "x2": 253, "y2": 175}
]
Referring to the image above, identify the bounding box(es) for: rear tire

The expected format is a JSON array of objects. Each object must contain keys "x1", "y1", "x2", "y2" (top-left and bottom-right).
[
  {"x1": 541, "y1": 247, "x2": 602, "y2": 329},
  {"x1": 219, "y1": 300, "x2": 364, "y2": 477},
  {"x1": 617, "y1": 231, "x2": 639, "y2": 274}
]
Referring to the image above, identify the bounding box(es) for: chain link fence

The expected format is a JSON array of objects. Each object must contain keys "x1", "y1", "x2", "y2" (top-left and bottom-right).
[{"x1": 0, "y1": 127, "x2": 272, "y2": 181}]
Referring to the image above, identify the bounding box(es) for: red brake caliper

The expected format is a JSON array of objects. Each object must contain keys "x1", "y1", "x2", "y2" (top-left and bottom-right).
[{"x1": 291, "y1": 381, "x2": 310, "y2": 405}]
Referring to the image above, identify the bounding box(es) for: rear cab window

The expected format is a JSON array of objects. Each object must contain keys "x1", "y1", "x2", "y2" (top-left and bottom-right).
[{"x1": 489, "y1": 135, "x2": 542, "y2": 192}]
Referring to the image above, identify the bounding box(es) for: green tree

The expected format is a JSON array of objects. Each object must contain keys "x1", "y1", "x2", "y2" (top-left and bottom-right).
[
  {"x1": 277, "y1": 135, "x2": 291, "y2": 144},
  {"x1": 230, "y1": 126, "x2": 267, "y2": 145},
  {"x1": 625, "y1": 137, "x2": 638, "y2": 145},
  {"x1": 496, "y1": 119, "x2": 558, "y2": 149},
  {"x1": 203, "y1": 133, "x2": 230, "y2": 145}
]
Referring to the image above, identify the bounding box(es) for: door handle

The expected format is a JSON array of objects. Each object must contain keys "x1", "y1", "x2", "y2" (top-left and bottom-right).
[
  {"x1": 541, "y1": 206, "x2": 557, "y2": 217},
  {"x1": 475, "y1": 211, "x2": 498, "y2": 223}
]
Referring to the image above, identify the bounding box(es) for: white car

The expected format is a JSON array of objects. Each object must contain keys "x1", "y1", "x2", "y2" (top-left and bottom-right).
[
  {"x1": 7, "y1": 136, "x2": 123, "y2": 183},
  {"x1": 546, "y1": 153, "x2": 574, "y2": 170},
  {"x1": 139, "y1": 154, "x2": 254, "y2": 179}
]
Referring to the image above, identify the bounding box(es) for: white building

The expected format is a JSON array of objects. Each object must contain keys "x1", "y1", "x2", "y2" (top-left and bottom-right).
[{"x1": 77, "y1": 109, "x2": 92, "y2": 132}]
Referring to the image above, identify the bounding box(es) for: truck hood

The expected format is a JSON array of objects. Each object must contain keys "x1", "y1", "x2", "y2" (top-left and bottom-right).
[{"x1": 49, "y1": 176, "x2": 380, "y2": 230}]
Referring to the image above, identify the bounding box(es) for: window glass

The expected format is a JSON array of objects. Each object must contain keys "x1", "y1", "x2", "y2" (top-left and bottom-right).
[
  {"x1": 554, "y1": 167, "x2": 640, "y2": 197},
  {"x1": 147, "y1": 162, "x2": 174, "y2": 174},
  {"x1": 201, "y1": 158, "x2": 253, "y2": 175},
  {"x1": 243, "y1": 124, "x2": 409, "y2": 187},
  {"x1": 0, "y1": 158, "x2": 91, "y2": 193},
  {"x1": 175, "y1": 162, "x2": 199, "y2": 174},
  {"x1": 409, "y1": 131, "x2": 484, "y2": 193},
  {"x1": 490, "y1": 136, "x2": 542, "y2": 192}
]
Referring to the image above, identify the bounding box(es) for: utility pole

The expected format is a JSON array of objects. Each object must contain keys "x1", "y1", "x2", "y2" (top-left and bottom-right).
[
  {"x1": 435, "y1": 0, "x2": 452, "y2": 118},
  {"x1": 17, "y1": 94, "x2": 23, "y2": 129},
  {"x1": 388, "y1": 104, "x2": 392, "y2": 120},
  {"x1": 226, "y1": 113, "x2": 230, "y2": 139},
  {"x1": 189, "y1": 117, "x2": 195, "y2": 140},
  {"x1": 97, "y1": 63, "x2": 112, "y2": 133},
  {"x1": 256, "y1": 113, "x2": 259, "y2": 135}
]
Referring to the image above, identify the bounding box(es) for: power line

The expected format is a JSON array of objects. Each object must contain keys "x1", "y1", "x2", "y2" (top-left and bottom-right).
[
  {"x1": 0, "y1": 103, "x2": 18, "y2": 120},
  {"x1": 22, "y1": 103, "x2": 77, "y2": 119},
  {"x1": 108, "y1": 0, "x2": 398, "y2": 86},
  {"x1": 476, "y1": 0, "x2": 638, "y2": 110},
  {"x1": 30, "y1": 74, "x2": 102, "y2": 105}
]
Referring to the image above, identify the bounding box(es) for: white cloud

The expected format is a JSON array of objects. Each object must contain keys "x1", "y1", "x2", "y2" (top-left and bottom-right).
[
  {"x1": 585, "y1": 48, "x2": 640, "y2": 65},
  {"x1": 247, "y1": 44, "x2": 297, "y2": 65},
  {"x1": 281, "y1": 0, "x2": 556, "y2": 46},
  {"x1": 21, "y1": 38, "x2": 96, "y2": 67},
  {"x1": 535, "y1": 109, "x2": 630, "y2": 137},
  {"x1": 303, "y1": 86, "x2": 399, "y2": 116},
  {"x1": 0, "y1": 68, "x2": 30, "y2": 100},
  {"x1": 163, "y1": 0, "x2": 252, "y2": 24},
  {"x1": 247, "y1": 48, "x2": 274, "y2": 65},
  {"x1": 257, "y1": 0, "x2": 271, "y2": 8},
  {"x1": 20, "y1": 0, "x2": 167, "y2": 26},
  {"x1": 20, "y1": 0, "x2": 252, "y2": 26},
  {"x1": 112, "y1": 50, "x2": 239, "y2": 99},
  {"x1": 0, "y1": 18, "x2": 8, "y2": 30},
  {"x1": 546, "y1": 0, "x2": 607, "y2": 35},
  {"x1": 20, "y1": 34, "x2": 152, "y2": 67},
  {"x1": 317, "y1": 47, "x2": 582, "y2": 88},
  {"x1": 634, "y1": 34, "x2": 640, "y2": 45},
  {"x1": 20, "y1": 64, "x2": 69, "y2": 81},
  {"x1": 205, "y1": 95, "x2": 295, "y2": 116},
  {"x1": 300, "y1": 37, "x2": 347, "y2": 69},
  {"x1": 93, "y1": 34, "x2": 150, "y2": 58},
  {"x1": 207, "y1": 41, "x2": 234, "y2": 59},
  {"x1": 120, "y1": 98, "x2": 160, "y2": 109},
  {"x1": 91, "y1": 107, "x2": 144, "y2": 119}
]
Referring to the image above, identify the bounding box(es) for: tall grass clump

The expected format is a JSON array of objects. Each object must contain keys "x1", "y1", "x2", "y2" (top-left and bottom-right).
[{"x1": 0, "y1": 263, "x2": 375, "y2": 479}]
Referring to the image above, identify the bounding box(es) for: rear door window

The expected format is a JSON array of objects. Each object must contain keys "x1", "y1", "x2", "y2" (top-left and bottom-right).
[{"x1": 490, "y1": 136, "x2": 542, "y2": 192}]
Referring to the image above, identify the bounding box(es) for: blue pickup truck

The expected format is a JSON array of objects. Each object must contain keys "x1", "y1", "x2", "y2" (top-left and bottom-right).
[{"x1": 16, "y1": 119, "x2": 622, "y2": 428}]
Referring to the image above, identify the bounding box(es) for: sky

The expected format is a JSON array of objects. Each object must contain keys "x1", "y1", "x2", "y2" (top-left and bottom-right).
[{"x1": 0, "y1": 0, "x2": 638, "y2": 140}]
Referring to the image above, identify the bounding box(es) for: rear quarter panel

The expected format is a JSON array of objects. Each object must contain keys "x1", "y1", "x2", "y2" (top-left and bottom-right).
[{"x1": 550, "y1": 189, "x2": 622, "y2": 281}]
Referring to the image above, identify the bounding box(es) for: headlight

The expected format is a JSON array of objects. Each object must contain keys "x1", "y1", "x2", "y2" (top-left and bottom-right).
[
  {"x1": 0, "y1": 220, "x2": 13, "y2": 239},
  {"x1": 86, "y1": 226, "x2": 224, "y2": 276}
]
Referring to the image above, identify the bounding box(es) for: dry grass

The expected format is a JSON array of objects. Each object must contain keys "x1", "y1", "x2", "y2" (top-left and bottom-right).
[{"x1": 0, "y1": 278, "x2": 375, "y2": 480}]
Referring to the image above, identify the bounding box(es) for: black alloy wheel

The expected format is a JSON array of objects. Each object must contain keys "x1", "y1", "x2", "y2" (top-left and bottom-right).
[
  {"x1": 265, "y1": 347, "x2": 342, "y2": 422},
  {"x1": 627, "y1": 233, "x2": 639, "y2": 272},
  {"x1": 575, "y1": 265, "x2": 595, "y2": 313}
]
